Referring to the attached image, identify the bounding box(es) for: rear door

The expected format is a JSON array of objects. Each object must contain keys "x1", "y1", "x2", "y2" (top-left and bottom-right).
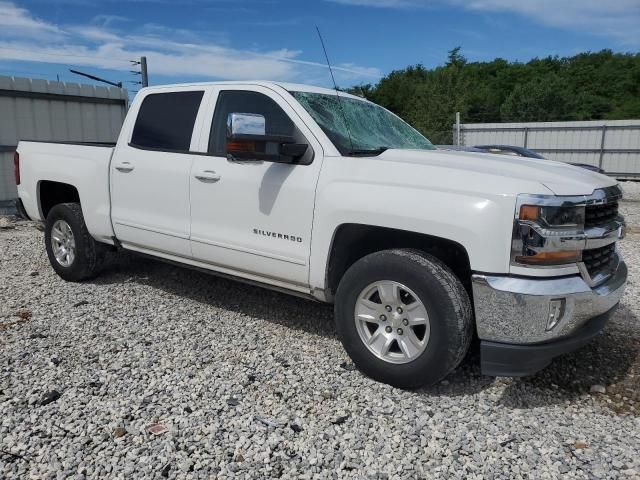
[{"x1": 110, "y1": 88, "x2": 207, "y2": 257}]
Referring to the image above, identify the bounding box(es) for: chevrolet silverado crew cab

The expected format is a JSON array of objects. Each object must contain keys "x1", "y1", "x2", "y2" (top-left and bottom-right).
[{"x1": 15, "y1": 82, "x2": 627, "y2": 388}]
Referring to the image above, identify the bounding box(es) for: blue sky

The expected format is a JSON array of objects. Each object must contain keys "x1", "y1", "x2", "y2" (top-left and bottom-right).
[{"x1": 0, "y1": 0, "x2": 638, "y2": 94}]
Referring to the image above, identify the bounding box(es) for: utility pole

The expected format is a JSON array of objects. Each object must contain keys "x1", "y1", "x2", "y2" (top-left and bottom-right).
[
  {"x1": 140, "y1": 56, "x2": 149, "y2": 87},
  {"x1": 130, "y1": 56, "x2": 149, "y2": 88},
  {"x1": 455, "y1": 112, "x2": 461, "y2": 146}
]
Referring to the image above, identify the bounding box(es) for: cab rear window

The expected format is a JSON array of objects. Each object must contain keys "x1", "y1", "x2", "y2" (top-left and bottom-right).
[{"x1": 131, "y1": 91, "x2": 204, "y2": 152}]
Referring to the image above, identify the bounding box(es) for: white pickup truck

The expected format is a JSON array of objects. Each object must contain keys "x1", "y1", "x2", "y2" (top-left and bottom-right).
[{"x1": 15, "y1": 81, "x2": 627, "y2": 388}]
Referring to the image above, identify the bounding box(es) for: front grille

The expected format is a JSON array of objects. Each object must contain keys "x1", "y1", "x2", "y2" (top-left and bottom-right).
[
  {"x1": 585, "y1": 201, "x2": 618, "y2": 228},
  {"x1": 582, "y1": 243, "x2": 616, "y2": 278}
]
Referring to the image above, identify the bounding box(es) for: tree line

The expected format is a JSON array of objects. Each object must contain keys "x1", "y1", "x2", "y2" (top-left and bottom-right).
[{"x1": 348, "y1": 49, "x2": 640, "y2": 144}]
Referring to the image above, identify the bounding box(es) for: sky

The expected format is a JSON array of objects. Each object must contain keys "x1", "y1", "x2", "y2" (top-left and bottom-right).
[{"x1": 0, "y1": 0, "x2": 638, "y2": 95}]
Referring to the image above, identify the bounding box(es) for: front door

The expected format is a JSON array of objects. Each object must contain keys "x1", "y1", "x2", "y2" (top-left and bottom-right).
[
  {"x1": 189, "y1": 87, "x2": 323, "y2": 287},
  {"x1": 110, "y1": 89, "x2": 205, "y2": 257}
]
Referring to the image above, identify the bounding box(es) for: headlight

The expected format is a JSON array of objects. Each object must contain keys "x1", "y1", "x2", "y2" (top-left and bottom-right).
[
  {"x1": 519, "y1": 205, "x2": 585, "y2": 233},
  {"x1": 512, "y1": 199, "x2": 586, "y2": 267}
]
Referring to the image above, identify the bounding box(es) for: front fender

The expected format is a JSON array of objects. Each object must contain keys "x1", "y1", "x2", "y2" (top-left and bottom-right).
[{"x1": 309, "y1": 179, "x2": 516, "y2": 293}]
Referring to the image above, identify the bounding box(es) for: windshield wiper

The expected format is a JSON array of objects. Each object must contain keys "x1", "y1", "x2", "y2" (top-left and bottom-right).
[{"x1": 345, "y1": 147, "x2": 389, "y2": 157}]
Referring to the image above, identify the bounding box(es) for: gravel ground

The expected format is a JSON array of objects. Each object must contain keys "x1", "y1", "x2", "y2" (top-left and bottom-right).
[
  {"x1": 1, "y1": 193, "x2": 639, "y2": 479},
  {"x1": 621, "y1": 181, "x2": 640, "y2": 232}
]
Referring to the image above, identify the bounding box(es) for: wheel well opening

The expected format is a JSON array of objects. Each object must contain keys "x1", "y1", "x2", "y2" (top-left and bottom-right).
[
  {"x1": 39, "y1": 181, "x2": 80, "y2": 219},
  {"x1": 326, "y1": 224, "x2": 472, "y2": 299}
]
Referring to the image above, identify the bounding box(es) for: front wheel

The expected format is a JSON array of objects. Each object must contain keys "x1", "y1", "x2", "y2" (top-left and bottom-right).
[
  {"x1": 334, "y1": 249, "x2": 473, "y2": 388},
  {"x1": 44, "y1": 203, "x2": 104, "y2": 282}
]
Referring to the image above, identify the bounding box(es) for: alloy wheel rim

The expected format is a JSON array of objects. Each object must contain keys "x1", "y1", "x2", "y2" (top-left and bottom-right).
[
  {"x1": 354, "y1": 280, "x2": 430, "y2": 364},
  {"x1": 51, "y1": 219, "x2": 76, "y2": 267}
]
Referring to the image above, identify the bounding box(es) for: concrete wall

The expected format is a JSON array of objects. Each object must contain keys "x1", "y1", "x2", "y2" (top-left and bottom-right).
[
  {"x1": 0, "y1": 76, "x2": 128, "y2": 206},
  {"x1": 458, "y1": 119, "x2": 640, "y2": 179}
]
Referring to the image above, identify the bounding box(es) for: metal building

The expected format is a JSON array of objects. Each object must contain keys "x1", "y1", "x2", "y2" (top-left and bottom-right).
[
  {"x1": 458, "y1": 119, "x2": 640, "y2": 179},
  {"x1": 0, "y1": 75, "x2": 128, "y2": 212}
]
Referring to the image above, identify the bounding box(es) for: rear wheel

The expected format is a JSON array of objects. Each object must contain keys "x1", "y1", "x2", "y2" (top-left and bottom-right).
[
  {"x1": 44, "y1": 203, "x2": 104, "y2": 281},
  {"x1": 335, "y1": 249, "x2": 472, "y2": 388}
]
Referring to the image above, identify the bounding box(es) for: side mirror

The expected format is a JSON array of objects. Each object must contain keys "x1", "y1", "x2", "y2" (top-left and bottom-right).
[{"x1": 226, "y1": 112, "x2": 308, "y2": 164}]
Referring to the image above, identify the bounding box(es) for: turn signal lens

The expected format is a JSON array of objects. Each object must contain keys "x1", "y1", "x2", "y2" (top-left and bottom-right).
[
  {"x1": 226, "y1": 140, "x2": 255, "y2": 152},
  {"x1": 519, "y1": 205, "x2": 539, "y2": 221},
  {"x1": 515, "y1": 250, "x2": 581, "y2": 265}
]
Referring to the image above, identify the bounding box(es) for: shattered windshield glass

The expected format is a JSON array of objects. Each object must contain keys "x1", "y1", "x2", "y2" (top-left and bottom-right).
[{"x1": 290, "y1": 91, "x2": 435, "y2": 155}]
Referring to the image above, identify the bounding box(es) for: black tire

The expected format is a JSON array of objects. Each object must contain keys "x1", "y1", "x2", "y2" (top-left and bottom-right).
[
  {"x1": 335, "y1": 249, "x2": 473, "y2": 388},
  {"x1": 44, "y1": 203, "x2": 104, "y2": 282}
]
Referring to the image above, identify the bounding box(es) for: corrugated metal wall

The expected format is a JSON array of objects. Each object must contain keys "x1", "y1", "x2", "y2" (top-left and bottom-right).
[
  {"x1": 458, "y1": 119, "x2": 640, "y2": 179},
  {"x1": 0, "y1": 75, "x2": 128, "y2": 206}
]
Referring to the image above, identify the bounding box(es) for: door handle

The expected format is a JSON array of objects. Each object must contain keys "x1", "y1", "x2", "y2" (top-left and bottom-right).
[
  {"x1": 115, "y1": 162, "x2": 134, "y2": 173},
  {"x1": 195, "y1": 170, "x2": 221, "y2": 182}
]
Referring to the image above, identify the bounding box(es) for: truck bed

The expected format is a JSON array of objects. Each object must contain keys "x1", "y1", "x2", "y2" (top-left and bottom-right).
[{"x1": 16, "y1": 140, "x2": 116, "y2": 243}]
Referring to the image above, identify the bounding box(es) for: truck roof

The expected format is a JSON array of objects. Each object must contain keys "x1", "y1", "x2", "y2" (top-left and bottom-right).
[{"x1": 140, "y1": 80, "x2": 366, "y2": 101}]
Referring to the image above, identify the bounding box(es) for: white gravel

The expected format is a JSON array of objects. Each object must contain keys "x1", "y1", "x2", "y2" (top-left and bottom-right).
[
  {"x1": 1, "y1": 206, "x2": 639, "y2": 479},
  {"x1": 620, "y1": 181, "x2": 640, "y2": 231},
  {"x1": 620, "y1": 181, "x2": 640, "y2": 202}
]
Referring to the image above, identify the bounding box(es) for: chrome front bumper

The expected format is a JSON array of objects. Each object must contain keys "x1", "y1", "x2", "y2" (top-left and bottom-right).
[{"x1": 471, "y1": 255, "x2": 627, "y2": 344}]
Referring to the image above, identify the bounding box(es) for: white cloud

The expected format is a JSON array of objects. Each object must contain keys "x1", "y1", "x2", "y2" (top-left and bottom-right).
[
  {"x1": 92, "y1": 14, "x2": 130, "y2": 27},
  {"x1": 0, "y1": 1, "x2": 63, "y2": 39},
  {"x1": 0, "y1": 1, "x2": 381, "y2": 85},
  {"x1": 461, "y1": 0, "x2": 640, "y2": 46},
  {"x1": 67, "y1": 25, "x2": 124, "y2": 42},
  {"x1": 328, "y1": 0, "x2": 640, "y2": 46}
]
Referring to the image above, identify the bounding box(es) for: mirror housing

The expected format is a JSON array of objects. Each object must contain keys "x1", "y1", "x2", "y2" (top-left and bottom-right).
[
  {"x1": 227, "y1": 112, "x2": 266, "y2": 137},
  {"x1": 226, "y1": 112, "x2": 308, "y2": 164},
  {"x1": 280, "y1": 143, "x2": 308, "y2": 158}
]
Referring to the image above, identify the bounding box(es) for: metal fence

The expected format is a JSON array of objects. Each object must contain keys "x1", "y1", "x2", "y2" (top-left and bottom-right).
[
  {"x1": 0, "y1": 75, "x2": 128, "y2": 211},
  {"x1": 456, "y1": 120, "x2": 640, "y2": 179}
]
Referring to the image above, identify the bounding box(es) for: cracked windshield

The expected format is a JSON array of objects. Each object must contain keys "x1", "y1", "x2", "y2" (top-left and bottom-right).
[{"x1": 291, "y1": 91, "x2": 435, "y2": 154}]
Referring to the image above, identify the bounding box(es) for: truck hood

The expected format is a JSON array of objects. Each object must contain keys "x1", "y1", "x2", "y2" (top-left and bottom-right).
[{"x1": 376, "y1": 149, "x2": 617, "y2": 196}]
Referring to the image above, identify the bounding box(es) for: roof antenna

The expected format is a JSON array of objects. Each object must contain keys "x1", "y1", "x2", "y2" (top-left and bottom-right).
[{"x1": 315, "y1": 26, "x2": 354, "y2": 153}]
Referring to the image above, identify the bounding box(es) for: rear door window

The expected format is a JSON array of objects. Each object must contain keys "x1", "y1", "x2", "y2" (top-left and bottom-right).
[{"x1": 131, "y1": 91, "x2": 204, "y2": 152}]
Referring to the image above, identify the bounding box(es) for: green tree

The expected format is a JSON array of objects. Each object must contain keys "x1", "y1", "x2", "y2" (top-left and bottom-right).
[
  {"x1": 500, "y1": 75, "x2": 575, "y2": 122},
  {"x1": 351, "y1": 49, "x2": 640, "y2": 143}
]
